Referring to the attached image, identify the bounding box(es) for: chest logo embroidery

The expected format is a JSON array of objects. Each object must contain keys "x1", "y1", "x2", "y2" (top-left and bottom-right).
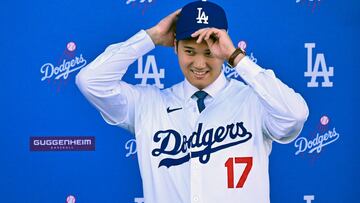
[
  {"x1": 166, "y1": 107, "x2": 183, "y2": 113},
  {"x1": 152, "y1": 122, "x2": 252, "y2": 168}
]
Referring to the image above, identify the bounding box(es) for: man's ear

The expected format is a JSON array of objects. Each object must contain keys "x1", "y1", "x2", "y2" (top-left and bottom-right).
[{"x1": 174, "y1": 40, "x2": 178, "y2": 54}]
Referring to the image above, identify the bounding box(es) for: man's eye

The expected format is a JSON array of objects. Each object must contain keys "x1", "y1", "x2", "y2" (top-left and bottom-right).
[
  {"x1": 205, "y1": 52, "x2": 213, "y2": 57},
  {"x1": 185, "y1": 50, "x2": 194, "y2": 55}
]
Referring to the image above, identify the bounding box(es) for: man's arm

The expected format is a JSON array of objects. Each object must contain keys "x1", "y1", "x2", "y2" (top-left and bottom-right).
[
  {"x1": 234, "y1": 57, "x2": 309, "y2": 143},
  {"x1": 76, "y1": 30, "x2": 155, "y2": 132},
  {"x1": 76, "y1": 10, "x2": 180, "y2": 133},
  {"x1": 193, "y1": 28, "x2": 309, "y2": 143}
]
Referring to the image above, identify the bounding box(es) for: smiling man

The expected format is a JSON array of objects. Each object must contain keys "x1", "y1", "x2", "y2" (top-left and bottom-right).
[{"x1": 76, "y1": 1, "x2": 309, "y2": 203}]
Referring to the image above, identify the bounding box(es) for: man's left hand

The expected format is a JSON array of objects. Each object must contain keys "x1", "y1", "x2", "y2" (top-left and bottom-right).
[{"x1": 191, "y1": 28, "x2": 236, "y2": 61}]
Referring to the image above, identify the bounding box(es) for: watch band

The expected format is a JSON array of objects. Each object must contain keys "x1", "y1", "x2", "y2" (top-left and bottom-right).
[{"x1": 227, "y1": 48, "x2": 246, "y2": 68}]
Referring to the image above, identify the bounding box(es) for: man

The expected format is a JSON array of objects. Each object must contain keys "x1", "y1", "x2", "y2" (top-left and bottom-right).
[{"x1": 76, "y1": 1, "x2": 309, "y2": 203}]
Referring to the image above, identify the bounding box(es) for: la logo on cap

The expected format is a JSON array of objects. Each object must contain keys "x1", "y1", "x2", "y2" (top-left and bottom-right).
[{"x1": 196, "y1": 7, "x2": 209, "y2": 24}]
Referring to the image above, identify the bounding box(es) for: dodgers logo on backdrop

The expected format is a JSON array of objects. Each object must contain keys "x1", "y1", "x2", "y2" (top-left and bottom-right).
[
  {"x1": 304, "y1": 43, "x2": 334, "y2": 87},
  {"x1": 294, "y1": 127, "x2": 339, "y2": 155},
  {"x1": 152, "y1": 122, "x2": 252, "y2": 168},
  {"x1": 196, "y1": 7, "x2": 209, "y2": 24},
  {"x1": 294, "y1": 115, "x2": 340, "y2": 156},
  {"x1": 135, "y1": 55, "x2": 165, "y2": 89},
  {"x1": 41, "y1": 55, "x2": 87, "y2": 81},
  {"x1": 40, "y1": 41, "x2": 87, "y2": 82}
]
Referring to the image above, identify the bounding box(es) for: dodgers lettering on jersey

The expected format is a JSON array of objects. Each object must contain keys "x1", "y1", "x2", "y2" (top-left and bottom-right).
[{"x1": 152, "y1": 122, "x2": 252, "y2": 168}]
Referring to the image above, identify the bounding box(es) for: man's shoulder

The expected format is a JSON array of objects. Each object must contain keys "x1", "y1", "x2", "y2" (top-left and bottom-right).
[
  {"x1": 228, "y1": 78, "x2": 248, "y2": 90},
  {"x1": 131, "y1": 81, "x2": 184, "y2": 99},
  {"x1": 161, "y1": 81, "x2": 184, "y2": 94}
]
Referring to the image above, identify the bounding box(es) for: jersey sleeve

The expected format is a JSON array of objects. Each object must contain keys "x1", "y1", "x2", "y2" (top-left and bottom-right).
[
  {"x1": 234, "y1": 57, "x2": 309, "y2": 143},
  {"x1": 75, "y1": 30, "x2": 155, "y2": 134}
]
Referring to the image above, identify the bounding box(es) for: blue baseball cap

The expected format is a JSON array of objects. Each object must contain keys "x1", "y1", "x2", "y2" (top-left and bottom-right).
[{"x1": 176, "y1": 0, "x2": 228, "y2": 41}]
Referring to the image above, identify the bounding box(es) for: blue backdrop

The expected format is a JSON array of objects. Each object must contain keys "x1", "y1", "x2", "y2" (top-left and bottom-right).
[{"x1": 1, "y1": 0, "x2": 359, "y2": 202}]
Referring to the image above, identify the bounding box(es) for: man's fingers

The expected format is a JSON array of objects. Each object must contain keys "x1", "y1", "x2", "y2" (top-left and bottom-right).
[
  {"x1": 199, "y1": 29, "x2": 219, "y2": 44},
  {"x1": 196, "y1": 29, "x2": 210, "y2": 43},
  {"x1": 191, "y1": 28, "x2": 213, "y2": 38},
  {"x1": 204, "y1": 37, "x2": 214, "y2": 48},
  {"x1": 191, "y1": 29, "x2": 199, "y2": 37},
  {"x1": 204, "y1": 29, "x2": 216, "y2": 41},
  {"x1": 162, "y1": 9, "x2": 182, "y2": 26},
  {"x1": 167, "y1": 9, "x2": 181, "y2": 26},
  {"x1": 167, "y1": 9, "x2": 181, "y2": 18},
  {"x1": 192, "y1": 28, "x2": 222, "y2": 43},
  {"x1": 192, "y1": 28, "x2": 213, "y2": 43},
  {"x1": 171, "y1": 9, "x2": 182, "y2": 20}
]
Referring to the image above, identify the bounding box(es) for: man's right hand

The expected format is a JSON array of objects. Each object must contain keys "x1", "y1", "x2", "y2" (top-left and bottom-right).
[{"x1": 146, "y1": 9, "x2": 181, "y2": 47}]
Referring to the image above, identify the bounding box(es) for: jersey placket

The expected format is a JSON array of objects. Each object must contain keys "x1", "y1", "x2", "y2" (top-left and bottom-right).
[
  {"x1": 189, "y1": 95, "x2": 217, "y2": 203},
  {"x1": 190, "y1": 158, "x2": 202, "y2": 203},
  {"x1": 189, "y1": 94, "x2": 221, "y2": 203},
  {"x1": 183, "y1": 97, "x2": 203, "y2": 203}
]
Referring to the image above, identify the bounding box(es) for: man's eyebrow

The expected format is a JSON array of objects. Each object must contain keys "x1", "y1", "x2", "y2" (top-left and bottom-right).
[
  {"x1": 183, "y1": 46, "x2": 211, "y2": 52},
  {"x1": 183, "y1": 46, "x2": 195, "y2": 49}
]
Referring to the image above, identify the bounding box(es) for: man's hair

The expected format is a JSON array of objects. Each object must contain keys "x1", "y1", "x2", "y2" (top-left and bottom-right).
[{"x1": 175, "y1": 37, "x2": 194, "y2": 52}]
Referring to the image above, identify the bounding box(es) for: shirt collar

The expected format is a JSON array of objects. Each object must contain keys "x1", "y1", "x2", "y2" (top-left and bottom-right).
[{"x1": 183, "y1": 71, "x2": 228, "y2": 101}]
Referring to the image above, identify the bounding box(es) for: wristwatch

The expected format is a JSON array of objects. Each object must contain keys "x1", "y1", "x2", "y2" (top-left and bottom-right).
[{"x1": 227, "y1": 48, "x2": 246, "y2": 68}]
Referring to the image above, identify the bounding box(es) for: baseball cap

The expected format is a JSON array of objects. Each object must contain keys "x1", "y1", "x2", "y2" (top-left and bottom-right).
[{"x1": 176, "y1": 0, "x2": 228, "y2": 41}]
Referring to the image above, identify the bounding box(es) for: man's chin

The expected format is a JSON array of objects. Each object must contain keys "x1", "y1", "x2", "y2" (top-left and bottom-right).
[{"x1": 190, "y1": 81, "x2": 208, "y2": 90}]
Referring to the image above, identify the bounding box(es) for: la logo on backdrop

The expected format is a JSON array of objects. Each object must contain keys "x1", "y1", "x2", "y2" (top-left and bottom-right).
[
  {"x1": 304, "y1": 43, "x2": 334, "y2": 88},
  {"x1": 135, "y1": 55, "x2": 165, "y2": 89}
]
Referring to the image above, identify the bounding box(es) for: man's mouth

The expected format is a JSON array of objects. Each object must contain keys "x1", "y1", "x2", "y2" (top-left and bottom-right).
[{"x1": 191, "y1": 69, "x2": 210, "y2": 79}]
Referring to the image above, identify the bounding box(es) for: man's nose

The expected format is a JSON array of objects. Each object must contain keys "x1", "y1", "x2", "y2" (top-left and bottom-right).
[{"x1": 193, "y1": 55, "x2": 206, "y2": 69}]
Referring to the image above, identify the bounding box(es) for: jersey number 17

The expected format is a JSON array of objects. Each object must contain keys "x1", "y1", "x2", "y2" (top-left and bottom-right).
[{"x1": 225, "y1": 157, "x2": 253, "y2": 188}]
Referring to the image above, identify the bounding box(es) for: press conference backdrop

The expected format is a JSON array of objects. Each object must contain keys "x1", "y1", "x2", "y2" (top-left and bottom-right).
[{"x1": 1, "y1": 0, "x2": 359, "y2": 202}]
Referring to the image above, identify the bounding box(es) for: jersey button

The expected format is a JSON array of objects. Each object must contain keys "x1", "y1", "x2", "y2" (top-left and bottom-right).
[{"x1": 193, "y1": 195, "x2": 199, "y2": 202}]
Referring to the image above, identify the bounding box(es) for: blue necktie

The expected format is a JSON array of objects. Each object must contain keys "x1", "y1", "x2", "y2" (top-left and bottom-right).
[{"x1": 194, "y1": 91, "x2": 208, "y2": 113}]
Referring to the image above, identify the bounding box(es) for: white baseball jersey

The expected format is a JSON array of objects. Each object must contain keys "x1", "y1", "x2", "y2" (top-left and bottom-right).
[{"x1": 76, "y1": 30, "x2": 309, "y2": 203}]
